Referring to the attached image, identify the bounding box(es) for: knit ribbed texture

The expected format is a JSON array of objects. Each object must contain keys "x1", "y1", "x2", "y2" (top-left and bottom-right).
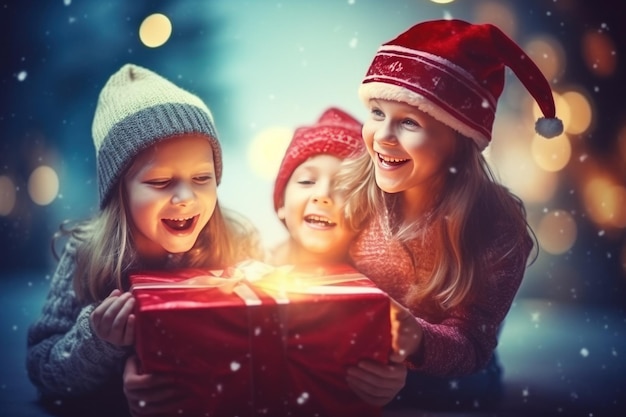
[
  {"x1": 92, "y1": 63, "x2": 222, "y2": 208},
  {"x1": 26, "y1": 237, "x2": 130, "y2": 399},
  {"x1": 273, "y1": 107, "x2": 364, "y2": 211}
]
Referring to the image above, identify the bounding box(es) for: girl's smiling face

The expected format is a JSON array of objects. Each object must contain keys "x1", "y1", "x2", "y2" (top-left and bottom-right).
[
  {"x1": 277, "y1": 154, "x2": 357, "y2": 264},
  {"x1": 362, "y1": 99, "x2": 458, "y2": 199},
  {"x1": 124, "y1": 134, "x2": 217, "y2": 259}
]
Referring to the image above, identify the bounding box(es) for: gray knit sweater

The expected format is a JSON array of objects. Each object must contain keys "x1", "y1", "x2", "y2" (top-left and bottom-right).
[{"x1": 26, "y1": 236, "x2": 131, "y2": 400}]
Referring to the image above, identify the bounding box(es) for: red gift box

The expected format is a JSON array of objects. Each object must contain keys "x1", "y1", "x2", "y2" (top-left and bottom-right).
[{"x1": 131, "y1": 260, "x2": 391, "y2": 417}]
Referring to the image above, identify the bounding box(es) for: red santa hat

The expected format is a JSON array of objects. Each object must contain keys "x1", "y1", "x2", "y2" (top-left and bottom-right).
[
  {"x1": 358, "y1": 19, "x2": 563, "y2": 150},
  {"x1": 273, "y1": 107, "x2": 364, "y2": 212}
]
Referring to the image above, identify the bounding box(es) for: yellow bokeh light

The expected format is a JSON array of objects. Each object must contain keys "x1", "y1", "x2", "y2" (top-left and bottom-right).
[
  {"x1": 531, "y1": 133, "x2": 571, "y2": 172},
  {"x1": 582, "y1": 177, "x2": 626, "y2": 228},
  {"x1": 525, "y1": 36, "x2": 566, "y2": 83},
  {"x1": 473, "y1": 1, "x2": 516, "y2": 36},
  {"x1": 28, "y1": 165, "x2": 59, "y2": 206},
  {"x1": 536, "y1": 209, "x2": 577, "y2": 255},
  {"x1": 247, "y1": 127, "x2": 294, "y2": 180},
  {"x1": 0, "y1": 175, "x2": 17, "y2": 216},
  {"x1": 560, "y1": 90, "x2": 593, "y2": 135},
  {"x1": 139, "y1": 13, "x2": 172, "y2": 48},
  {"x1": 533, "y1": 91, "x2": 571, "y2": 134}
]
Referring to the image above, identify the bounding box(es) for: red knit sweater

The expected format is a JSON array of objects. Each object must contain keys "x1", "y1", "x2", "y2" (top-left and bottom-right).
[{"x1": 349, "y1": 213, "x2": 533, "y2": 377}]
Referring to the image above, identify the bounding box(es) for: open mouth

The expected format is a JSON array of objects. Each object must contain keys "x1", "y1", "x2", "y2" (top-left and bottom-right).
[
  {"x1": 304, "y1": 214, "x2": 336, "y2": 228},
  {"x1": 378, "y1": 152, "x2": 409, "y2": 168},
  {"x1": 161, "y1": 215, "x2": 198, "y2": 233}
]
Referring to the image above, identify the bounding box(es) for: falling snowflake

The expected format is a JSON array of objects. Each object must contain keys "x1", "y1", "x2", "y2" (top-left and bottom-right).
[
  {"x1": 139, "y1": 400, "x2": 146, "y2": 408},
  {"x1": 349, "y1": 37, "x2": 358, "y2": 48},
  {"x1": 16, "y1": 71, "x2": 27, "y2": 82},
  {"x1": 580, "y1": 347, "x2": 589, "y2": 358},
  {"x1": 296, "y1": 392, "x2": 309, "y2": 405},
  {"x1": 230, "y1": 361, "x2": 241, "y2": 371}
]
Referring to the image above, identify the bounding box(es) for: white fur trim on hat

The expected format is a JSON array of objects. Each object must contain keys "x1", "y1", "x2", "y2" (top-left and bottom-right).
[{"x1": 358, "y1": 81, "x2": 490, "y2": 150}]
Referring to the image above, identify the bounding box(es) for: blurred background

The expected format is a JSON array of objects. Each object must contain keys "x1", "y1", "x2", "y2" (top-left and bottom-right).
[{"x1": 1, "y1": 0, "x2": 625, "y2": 415}]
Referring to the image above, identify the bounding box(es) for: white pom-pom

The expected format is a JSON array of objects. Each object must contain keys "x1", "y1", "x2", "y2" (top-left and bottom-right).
[{"x1": 535, "y1": 117, "x2": 563, "y2": 138}]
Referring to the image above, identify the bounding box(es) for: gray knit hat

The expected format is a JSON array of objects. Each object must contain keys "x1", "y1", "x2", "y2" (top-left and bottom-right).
[{"x1": 92, "y1": 63, "x2": 222, "y2": 208}]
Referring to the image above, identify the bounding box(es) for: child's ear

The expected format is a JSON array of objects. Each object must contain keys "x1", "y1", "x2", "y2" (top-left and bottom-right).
[{"x1": 277, "y1": 206, "x2": 286, "y2": 220}]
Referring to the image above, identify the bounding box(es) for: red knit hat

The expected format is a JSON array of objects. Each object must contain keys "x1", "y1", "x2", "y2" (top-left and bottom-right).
[
  {"x1": 359, "y1": 19, "x2": 563, "y2": 150},
  {"x1": 273, "y1": 107, "x2": 364, "y2": 212}
]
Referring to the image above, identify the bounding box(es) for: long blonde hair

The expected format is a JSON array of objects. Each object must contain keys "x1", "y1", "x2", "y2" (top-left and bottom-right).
[
  {"x1": 53, "y1": 179, "x2": 262, "y2": 304},
  {"x1": 339, "y1": 135, "x2": 536, "y2": 311}
]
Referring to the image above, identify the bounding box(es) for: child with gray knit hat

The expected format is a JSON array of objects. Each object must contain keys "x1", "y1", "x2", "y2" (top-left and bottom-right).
[{"x1": 26, "y1": 63, "x2": 262, "y2": 416}]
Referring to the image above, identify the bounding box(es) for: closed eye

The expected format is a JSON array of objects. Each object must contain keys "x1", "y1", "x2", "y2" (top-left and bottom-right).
[
  {"x1": 194, "y1": 175, "x2": 213, "y2": 184},
  {"x1": 144, "y1": 179, "x2": 170, "y2": 188}
]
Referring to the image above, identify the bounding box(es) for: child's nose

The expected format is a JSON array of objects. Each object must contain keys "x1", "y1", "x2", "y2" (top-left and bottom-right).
[
  {"x1": 374, "y1": 122, "x2": 398, "y2": 145},
  {"x1": 312, "y1": 195, "x2": 332, "y2": 205},
  {"x1": 171, "y1": 182, "x2": 194, "y2": 205}
]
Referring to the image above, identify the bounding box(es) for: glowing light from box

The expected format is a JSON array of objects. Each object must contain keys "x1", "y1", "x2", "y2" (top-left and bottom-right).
[
  {"x1": 247, "y1": 126, "x2": 293, "y2": 180},
  {"x1": 28, "y1": 166, "x2": 59, "y2": 206},
  {"x1": 582, "y1": 29, "x2": 617, "y2": 77},
  {"x1": 139, "y1": 13, "x2": 172, "y2": 48},
  {"x1": 0, "y1": 175, "x2": 16, "y2": 216},
  {"x1": 536, "y1": 209, "x2": 577, "y2": 255},
  {"x1": 582, "y1": 176, "x2": 626, "y2": 228},
  {"x1": 531, "y1": 133, "x2": 571, "y2": 172}
]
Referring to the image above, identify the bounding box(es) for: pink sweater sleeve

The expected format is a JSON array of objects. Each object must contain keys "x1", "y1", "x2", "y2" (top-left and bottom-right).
[
  {"x1": 410, "y1": 239, "x2": 529, "y2": 376},
  {"x1": 350, "y1": 217, "x2": 532, "y2": 377}
]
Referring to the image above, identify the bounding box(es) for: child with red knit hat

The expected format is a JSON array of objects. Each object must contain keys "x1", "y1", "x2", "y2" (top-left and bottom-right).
[
  {"x1": 270, "y1": 106, "x2": 367, "y2": 267},
  {"x1": 338, "y1": 19, "x2": 563, "y2": 411}
]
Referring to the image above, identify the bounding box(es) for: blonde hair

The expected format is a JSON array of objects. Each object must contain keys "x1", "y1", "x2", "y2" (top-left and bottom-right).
[
  {"x1": 339, "y1": 136, "x2": 536, "y2": 312},
  {"x1": 53, "y1": 179, "x2": 262, "y2": 304}
]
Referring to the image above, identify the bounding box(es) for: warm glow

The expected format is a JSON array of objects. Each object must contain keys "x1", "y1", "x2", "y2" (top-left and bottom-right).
[
  {"x1": 531, "y1": 133, "x2": 571, "y2": 172},
  {"x1": 533, "y1": 92, "x2": 570, "y2": 134},
  {"x1": 429, "y1": 0, "x2": 455, "y2": 4},
  {"x1": 247, "y1": 127, "x2": 294, "y2": 180},
  {"x1": 561, "y1": 90, "x2": 593, "y2": 135},
  {"x1": 525, "y1": 36, "x2": 566, "y2": 82},
  {"x1": 583, "y1": 177, "x2": 626, "y2": 228},
  {"x1": 473, "y1": 1, "x2": 516, "y2": 36},
  {"x1": 488, "y1": 114, "x2": 559, "y2": 204},
  {"x1": 536, "y1": 209, "x2": 577, "y2": 255},
  {"x1": 28, "y1": 165, "x2": 59, "y2": 206},
  {"x1": 582, "y1": 29, "x2": 617, "y2": 77},
  {"x1": 0, "y1": 175, "x2": 16, "y2": 216},
  {"x1": 139, "y1": 13, "x2": 172, "y2": 48}
]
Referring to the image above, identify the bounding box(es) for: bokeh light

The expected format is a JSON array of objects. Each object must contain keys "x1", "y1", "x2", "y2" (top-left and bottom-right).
[
  {"x1": 560, "y1": 89, "x2": 593, "y2": 135},
  {"x1": 27, "y1": 166, "x2": 59, "y2": 206},
  {"x1": 247, "y1": 127, "x2": 293, "y2": 180},
  {"x1": 531, "y1": 133, "x2": 572, "y2": 172},
  {"x1": 473, "y1": 1, "x2": 516, "y2": 36},
  {"x1": 582, "y1": 176, "x2": 626, "y2": 229},
  {"x1": 429, "y1": 0, "x2": 456, "y2": 4},
  {"x1": 581, "y1": 28, "x2": 617, "y2": 77},
  {"x1": 139, "y1": 13, "x2": 172, "y2": 48},
  {"x1": 0, "y1": 175, "x2": 17, "y2": 216},
  {"x1": 524, "y1": 36, "x2": 566, "y2": 83},
  {"x1": 536, "y1": 209, "x2": 577, "y2": 255}
]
